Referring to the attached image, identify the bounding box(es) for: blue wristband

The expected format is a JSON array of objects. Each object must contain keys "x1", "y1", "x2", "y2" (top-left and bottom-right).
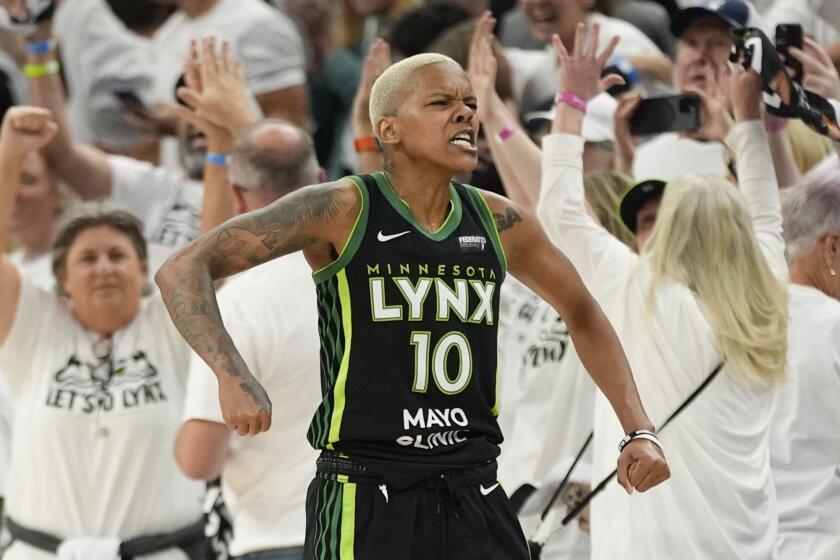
[
  {"x1": 25, "y1": 40, "x2": 56, "y2": 55},
  {"x1": 206, "y1": 152, "x2": 231, "y2": 166},
  {"x1": 610, "y1": 55, "x2": 639, "y2": 87}
]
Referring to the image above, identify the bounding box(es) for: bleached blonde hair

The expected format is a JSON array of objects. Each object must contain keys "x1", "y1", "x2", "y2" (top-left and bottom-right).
[
  {"x1": 642, "y1": 174, "x2": 788, "y2": 383},
  {"x1": 369, "y1": 53, "x2": 461, "y2": 140},
  {"x1": 785, "y1": 119, "x2": 834, "y2": 174}
]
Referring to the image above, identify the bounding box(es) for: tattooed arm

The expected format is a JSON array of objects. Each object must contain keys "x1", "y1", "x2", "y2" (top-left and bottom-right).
[
  {"x1": 155, "y1": 179, "x2": 360, "y2": 436},
  {"x1": 481, "y1": 190, "x2": 669, "y2": 494}
]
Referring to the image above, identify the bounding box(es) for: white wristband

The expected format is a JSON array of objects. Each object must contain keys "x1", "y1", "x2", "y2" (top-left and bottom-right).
[{"x1": 618, "y1": 429, "x2": 661, "y2": 452}]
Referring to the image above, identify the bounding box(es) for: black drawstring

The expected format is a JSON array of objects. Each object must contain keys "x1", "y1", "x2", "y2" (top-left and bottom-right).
[{"x1": 435, "y1": 473, "x2": 464, "y2": 519}]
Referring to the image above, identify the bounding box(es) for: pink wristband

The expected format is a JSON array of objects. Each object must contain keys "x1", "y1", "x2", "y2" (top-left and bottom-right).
[
  {"x1": 498, "y1": 124, "x2": 517, "y2": 142},
  {"x1": 555, "y1": 91, "x2": 587, "y2": 115},
  {"x1": 764, "y1": 118, "x2": 789, "y2": 134}
]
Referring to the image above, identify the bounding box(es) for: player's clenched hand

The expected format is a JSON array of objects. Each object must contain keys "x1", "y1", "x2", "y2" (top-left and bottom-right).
[
  {"x1": 218, "y1": 374, "x2": 272, "y2": 436},
  {"x1": 616, "y1": 439, "x2": 669, "y2": 494}
]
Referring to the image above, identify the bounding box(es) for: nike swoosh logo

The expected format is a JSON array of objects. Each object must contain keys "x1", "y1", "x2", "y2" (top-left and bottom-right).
[
  {"x1": 480, "y1": 483, "x2": 500, "y2": 496},
  {"x1": 377, "y1": 230, "x2": 411, "y2": 242}
]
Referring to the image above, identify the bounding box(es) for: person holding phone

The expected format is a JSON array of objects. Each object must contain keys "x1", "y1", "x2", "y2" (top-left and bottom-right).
[{"x1": 613, "y1": 0, "x2": 752, "y2": 183}]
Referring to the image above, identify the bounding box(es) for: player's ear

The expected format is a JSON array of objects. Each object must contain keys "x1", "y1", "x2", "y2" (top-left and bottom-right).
[{"x1": 376, "y1": 116, "x2": 401, "y2": 146}]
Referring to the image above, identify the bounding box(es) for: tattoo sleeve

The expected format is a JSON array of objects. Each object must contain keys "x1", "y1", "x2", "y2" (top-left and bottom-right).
[
  {"x1": 156, "y1": 182, "x2": 352, "y2": 381},
  {"x1": 494, "y1": 206, "x2": 522, "y2": 232}
]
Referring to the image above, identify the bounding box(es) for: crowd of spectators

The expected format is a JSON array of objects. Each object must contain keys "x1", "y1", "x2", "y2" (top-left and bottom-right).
[{"x1": 0, "y1": 0, "x2": 838, "y2": 559}]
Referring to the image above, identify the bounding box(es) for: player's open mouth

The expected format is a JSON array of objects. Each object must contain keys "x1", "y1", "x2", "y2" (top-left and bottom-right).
[{"x1": 449, "y1": 130, "x2": 476, "y2": 150}]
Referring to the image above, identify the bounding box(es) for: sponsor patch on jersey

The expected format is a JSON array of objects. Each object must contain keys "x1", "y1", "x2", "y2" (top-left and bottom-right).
[{"x1": 458, "y1": 235, "x2": 486, "y2": 253}]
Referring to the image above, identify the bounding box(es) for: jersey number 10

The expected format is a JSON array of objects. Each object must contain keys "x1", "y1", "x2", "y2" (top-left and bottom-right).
[{"x1": 410, "y1": 331, "x2": 473, "y2": 395}]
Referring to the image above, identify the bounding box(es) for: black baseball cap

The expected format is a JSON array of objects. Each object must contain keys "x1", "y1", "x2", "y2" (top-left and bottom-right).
[
  {"x1": 670, "y1": 0, "x2": 750, "y2": 38},
  {"x1": 618, "y1": 179, "x2": 666, "y2": 233}
]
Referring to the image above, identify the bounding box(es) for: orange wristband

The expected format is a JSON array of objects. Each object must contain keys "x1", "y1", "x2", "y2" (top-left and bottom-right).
[{"x1": 354, "y1": 135, "x2": 379, "y2": 153}]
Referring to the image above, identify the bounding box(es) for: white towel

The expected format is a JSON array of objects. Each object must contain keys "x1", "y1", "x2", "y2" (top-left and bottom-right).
[{"x1": 56, "y1": 537, "x2": 120, "y2": 560}]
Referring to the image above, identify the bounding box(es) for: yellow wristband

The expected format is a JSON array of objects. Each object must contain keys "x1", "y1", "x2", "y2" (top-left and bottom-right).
[{"x1": 23, "y1": 60, "x2": 61, "y2": 79}]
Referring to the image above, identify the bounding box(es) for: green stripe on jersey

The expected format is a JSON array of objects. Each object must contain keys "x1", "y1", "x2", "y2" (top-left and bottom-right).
[
  {"x1": 314, "y1": 176, "x2": 370, "y2": 284},
  {"x1": 326, "y1": 269, "x2": 353, "y2": 449}
]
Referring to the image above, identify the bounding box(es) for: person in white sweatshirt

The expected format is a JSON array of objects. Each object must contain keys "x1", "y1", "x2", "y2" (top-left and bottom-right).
[{"x1": 537, "y1": 22, "x2": 789, "y2": 560}]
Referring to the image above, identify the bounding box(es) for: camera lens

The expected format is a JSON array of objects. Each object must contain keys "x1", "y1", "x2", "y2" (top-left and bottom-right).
[{"x1": 680, "y1": 98, "x2": 697, "y2": 112}]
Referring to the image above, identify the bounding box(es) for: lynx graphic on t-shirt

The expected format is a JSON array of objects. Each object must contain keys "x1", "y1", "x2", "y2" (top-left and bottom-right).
[
  {"x1": 514, "y1": 293, "x2": 571, "y2": 369},
  {"x1": 46, "y1": 350, "x2": 167, "y2": 413},
  {"x1": 148, "y1": 191, "x2": 201, "y2": 249}
]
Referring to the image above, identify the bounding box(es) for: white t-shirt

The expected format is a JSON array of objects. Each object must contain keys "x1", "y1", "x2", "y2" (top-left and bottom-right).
[
  {"x1": 495, "y1": 277, "x2": 537, "y2": 457},
  {"x1": 0, "y1": 251, "x2": 54, "y2": 497},
  {"x1": 183, "y1": 253, "x2": 320, "y2": 555},
  {"x1": 9, "y1": 249, "x2": 53, "y2": 290},
  {"x1": 152, "y1": 0, "x2": 306, "y2": 104},
  {"x1": 771, "y1": 284, "x2": 840, "y2": 560},
  {"x1": 632, "y1": 133, "x2": 730, "y2": 181},
  {"x1": 497, "y1": 282, "x2": 594, "y2": 560},
  {"x1": 0, "y1": 281, "x2": 204, "y2": 559},
  {"x1": 505, "y1": 12, "x2": 663, "y2": 113},
  {"x1": 537, "y1": 122, "x2": 786, "y2": 560},
  {"x1": 498, "y1": 285, "x2": 595, "y2": 493},
  {"x1": 108, "y1": 155, "x2": 202, "y2": 275},
  {"x1": 53, "y1": 0, "x2": 157, "y2": 147},
  {"x1": 0, "y1": 374, "x2": 11, "y2": 497}
]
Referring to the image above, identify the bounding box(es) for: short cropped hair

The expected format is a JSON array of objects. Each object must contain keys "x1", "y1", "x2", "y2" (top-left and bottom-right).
[
  {"x1": 782, "y1": 168, "x2": 840, "y2": 261},
  {"x1": 231, "y1": 119, "x2": 320, "y2": 198},
  {"x1": 369, "y1": 52, "x2": 461, "y2": 139},
  {"x1": 52, "y1": 202, "x2": 147, "y2": 283}
]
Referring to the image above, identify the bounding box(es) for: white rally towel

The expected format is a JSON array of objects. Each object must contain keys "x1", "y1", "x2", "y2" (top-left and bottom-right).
[{"x1": 56, "y1": 537, "x2": 120, "y2": 560}]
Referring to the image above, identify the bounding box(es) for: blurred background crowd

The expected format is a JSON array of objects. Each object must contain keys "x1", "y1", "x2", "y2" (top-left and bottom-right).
[{"x1": 0, "y1": 0, "x2": 838, "y2": 559}]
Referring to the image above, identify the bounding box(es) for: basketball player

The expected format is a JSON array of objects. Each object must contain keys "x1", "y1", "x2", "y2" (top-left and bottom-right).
[{"x1": 155, "y1": 29, "x2": 669, "y2": 559}]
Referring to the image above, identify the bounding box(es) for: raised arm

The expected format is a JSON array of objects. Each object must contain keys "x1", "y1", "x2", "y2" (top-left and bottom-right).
[
  {"x1": 727, "y1": 65, "x2": 788, "y2": 278},
  {"x1": 171, "y1": 38, "x2": 258, "y2": 235},
  {"x1": 155, "y1": 179, "x2": 360, "y2": 435},
  {"x1": 23, "y1": 24, "x2": 114, "y2": 199},
  {"x1": 468, "y1": 13, "x2": 542, "y2": 212},
  {"x1": 0, "y1": 107, "x2": 58, "y2": 344},
  {"x1": 482, "y1": 189, "x2": 669, "y2": 493},
  {"x1": 350, "y1": 38, "x2": 389, "y2": 175},
  {"x1": 538, "y1": 24, "x2": 635, "y2": 281}
]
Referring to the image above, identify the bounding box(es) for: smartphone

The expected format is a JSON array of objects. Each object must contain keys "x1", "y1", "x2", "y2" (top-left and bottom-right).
[
  {"x1": 112, "y1": 86, "x2": 150, "y2": 117},
  {"x1": 776, "y1": 23, "x2": 803, "y2": 84},
  {"x1": 629, "y1": 94, "x2": 701, "y2": 136}
]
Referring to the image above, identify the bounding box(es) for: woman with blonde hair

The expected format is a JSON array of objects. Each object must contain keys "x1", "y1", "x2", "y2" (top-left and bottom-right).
[{"x1": 537, "y1": 23, "x2": 788, "y2": 559}]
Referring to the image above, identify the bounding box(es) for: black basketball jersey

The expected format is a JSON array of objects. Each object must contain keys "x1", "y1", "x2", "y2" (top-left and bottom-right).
[{"x1": 307, "y1": 172, "x2": 507, "y2": 488}]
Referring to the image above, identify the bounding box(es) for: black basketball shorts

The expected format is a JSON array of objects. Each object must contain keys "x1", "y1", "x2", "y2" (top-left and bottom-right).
[{"x1": 304, "y1": 453, "x2": 530, "y2": 560}]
